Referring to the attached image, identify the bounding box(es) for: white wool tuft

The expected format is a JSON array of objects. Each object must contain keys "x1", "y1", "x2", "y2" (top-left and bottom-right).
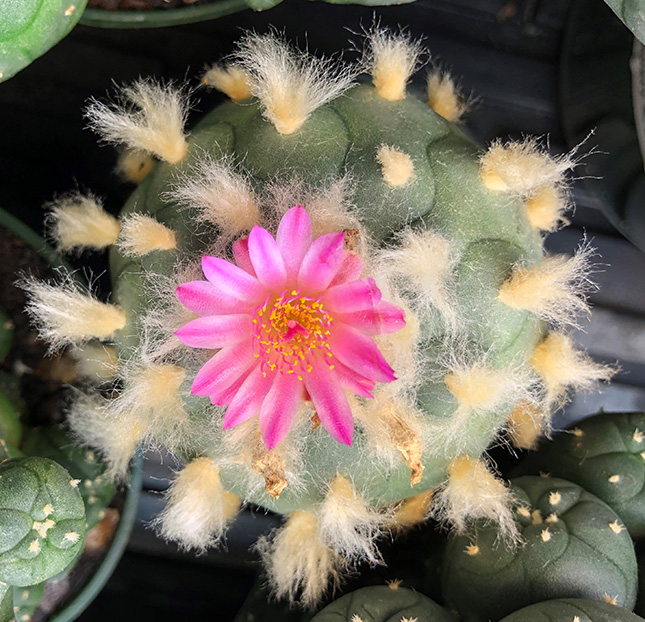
[
  {"x1": 376, "y1": 145, "x2": 416, "y2": 187},
  {"x1": 234, "y1": 32, "x2": 357, "y2": 135},
  {"x1": 68, "y1": 391, "x2": 143, "y2": 479},
  {"x1": 432, "y1": 455, "x2": 520, "y2": 544},
  {"x1": 531, "y1": 332, "x2": 615, "y2": 407},
  {"x1": 317, "y1": 475, "x2": 387, "y2": 564},
  {"x1": 166, "y1": 154, "x2": 261, "y2": 237},
  {"x1": 85, "y1": 79, "x2": 190, "y2": 164},
  {"x1": 155, "y1": 457, "x2": 240, "y2": 551},
  {"x1": 72, "y1": 343, "x2": 119, "y2": 381},
  {"x1": 378, "y1": 228, "x2": 459, "y2": 332},
  {"x1": 20, "y1": 276, "x2": 126, "y2": 352},
  {"x1": 258, "y1": 510, "x2": 342, "y2": 606},
  {"x1": 507, "y1": 399, "x2": 547, "y2": 450},
  {"x1": 426, "y1": 70, "x2": 468, "y2": 122},
  {"x1": 115, "y1": 149, "x2": 155, "y2": 184},
  {"x1": 498, "y1": 246, "x2": 595, "y2": 327},
  {"x1": 202, "y1": 63, "x2": 253, "y2": 102},
  {"x1": 46, "y1": 193, "x2": 120, "y2": 253},
  {"x1": 117, "y1": 213, "x2": 177, "y2": 256},
  {"x1": 363, "y1": 28, "x2": 424, "y2": 101},
  {"x1": 480, "y1": 138, "x2": 574, "y2": 195},
  {"x1": 525, "y1": 184, "x2": 570, "y2": 232},
  {"x1": 111, "y1": 363, "x2": 189, "y2": 446}
]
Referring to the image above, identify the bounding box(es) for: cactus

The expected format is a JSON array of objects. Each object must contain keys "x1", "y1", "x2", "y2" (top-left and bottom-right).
[
  {"x1": 22, "y1": 426, "x2": 115, "y2": 529},
  {"x1": 442, "y1": 476, "x2": 638, "y2": 622},
  {"x1": 514, "y1": 412, "x2": 645, "y2": 539},
  {"x1": 23, "y1": 29, "x2": 612, "y2": 605},
  {"x1": 12, "y1": 582, "x2": 45, "y2": 622},
  {"x1": 310, "y1": 584, "x2": 455, "y2": 621},
  {"x1": 0, "y1": 457, "x2": 86, "y2": 587},
  {"x1": 499, "y1": 598, "x2": 645, "y2": 622},
  {"x1": 603, "y1": 0, "x2": 645, "y2": 44},
  {"x1": 0, "y1": 0, "x2": 88, "y2": 83}
]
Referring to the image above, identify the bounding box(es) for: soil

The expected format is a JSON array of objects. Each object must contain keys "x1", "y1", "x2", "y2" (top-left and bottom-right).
[
  {"x1": 87, "y1": 0, "x2": 217, "y2": 10},
  {"x1": 0, "y1": 225, "x2": 122, "y2": 620}
]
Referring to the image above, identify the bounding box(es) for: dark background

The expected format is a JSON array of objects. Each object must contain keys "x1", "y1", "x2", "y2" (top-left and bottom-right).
[{"x1": 2, "y1": 0, "x2": 645, "y2": 619}]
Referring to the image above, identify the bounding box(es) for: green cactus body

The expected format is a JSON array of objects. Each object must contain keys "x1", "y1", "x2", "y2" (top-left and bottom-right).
[
  {"x1": 499, "y1": 598, "x2": 645, "y2": 622},
  {"x1": 22, "y1": 426, "x2": 115, "y2": 529},
  {"x1": 0, "y1": 457, "x2": 86, "y2": 587},
  {"x1": 0, "y1": 0, "x2": 88, "y2": 83},
  {"x1": 108, "y1": 81, "x2": 543, "y2": 513},
  {"x1": 310, "y1": 585, "x2": 455, "y2": 622},
  {"x1": 516, "y1": 412, "x2": 645, "y2": 539},
  {"x1": 604, "y1": 0, "x2": 645, "y2": 43},
  {"x1": 442, "y1": 476, "x2": 638, "y2": 622},
  {"x1": 0, "y1": 584, "x2": 11, "y2": 622}
]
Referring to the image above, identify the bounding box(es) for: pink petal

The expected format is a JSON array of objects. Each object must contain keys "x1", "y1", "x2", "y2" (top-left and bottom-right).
[
  {"x1": 336, "y1": 301, "x2": 406, "y2": 336},
  {"x1": 176, "y1": 281, "x2": 250, "y2": 316},
  {"x1": 232, "y1": 237, "x2": 256, "y2": 276},
  {"x1": 201, "y1": 255, "x2": 265, "y2": 303},
  {"x1": 259, "y1": 373, "x2": 303, "y2": 449},
  {"x1": 175, "y1": 314, "x2": 252, "y2": 349},
  {"x1": 329, "y1": 356, "x2": 375, "y2": 398},
  {"x1": 329, "y1": 252, "x2": 363, "y2": 287},
  {"x1": 322, "y1": 278, "x2": 382, "y2": 314},
  {"x1": 191, "y1": 343, "x2": 255, "y2": 396},
  {"x1": 328, "y1": 324, "x2": 396, "y2": 383},
  {"x1": 304, "y1": 358, "x2": 353, "y2": 446},
  {"x1": 223, "y1": 364, "x2": 272, "y2": 429},
  {"x1": 209, "y1": 367, "x2": 252, "y2": 406},
  {"x1": 298, "y1": 232, "x2": 345, "y2": 293},
  {"x1": 248, "y1": 225, "x2": 287, "y2": 291},
  {"x1": 277, "y1": 206, "x2": 313, "y2": 282}
]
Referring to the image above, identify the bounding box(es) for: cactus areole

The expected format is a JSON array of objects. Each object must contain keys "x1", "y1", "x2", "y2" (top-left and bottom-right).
[{"x1": 25, "y1": 29, "x2": 611, "y2": 603}]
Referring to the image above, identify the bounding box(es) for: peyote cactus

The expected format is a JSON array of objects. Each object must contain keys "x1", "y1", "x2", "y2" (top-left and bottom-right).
[
  {"x1": 23, "y1": 29, "x2": 612, "y2": 604},
  {"x1": 515, "y1": 412, "x2": 645, "y2": 539},
  {"x1": 442, "y1": 476, "x2": 638, "y2": 622},
  {"x1": 499, "y1": 598, "x2": 645, "y2": 622},
  {"x1": 310, "y1": 584, "x2": 455, "y2": 621},
  {"x1": 0, "y1": 0, "x2": 88, "y2": 83}
]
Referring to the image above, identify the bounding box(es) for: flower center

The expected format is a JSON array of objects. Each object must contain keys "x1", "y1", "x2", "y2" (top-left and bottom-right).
[{"x1": 253, "y1": 289, "x2": 334, "y2": 379}]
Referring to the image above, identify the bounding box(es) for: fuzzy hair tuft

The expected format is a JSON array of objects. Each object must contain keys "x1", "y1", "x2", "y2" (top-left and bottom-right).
[
  {"x1": 46, "y1": 192, "x2": 120, "y2": 254},
  {"x1": 426, "y1": 70, "x2": 468, "y2": 122},
  {"x1": 258, "y1": 510, "x2": 343, "y2": 607},
  {"x1": 72, "y1": 343, "x2": 119, "y2": 382},
  {"x1": 363, "y1": 28, "x2": 424, "y2": 101},
  {"x1": 498, "y1": 246, "x2": 596, "y2": 327},
  {"x1": 85, "y1": 79, "x2": 190, "y2": 164},
  {"x1": 202, "y1": 63, "x2": 253, "y2": 102},
  {"x1": 117, "y1": 213, "x2": 177, "y2": 256},
  {"x1": 234, "y1": 32, "x2": 357, "y2": 135},
  {"x1": 154, "y1": 457, "x2": 240, "y2": 551},
  {"x1": 115, "y1": 149, "x2": 155, "y2": 184},
  {"x1": 20, "y1": 275, "x2": 126, "y2": 352},
  {"x1": 433, "y1": 455, "x2": 520, "y2": 545}
]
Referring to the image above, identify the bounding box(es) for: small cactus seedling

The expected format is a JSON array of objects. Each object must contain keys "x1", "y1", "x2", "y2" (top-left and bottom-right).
[
  {"x1": 23, "y1": 29, "x2": 612, "y2": 604},
  {"x1": 442, "y1": 476, "x2": 638, "y2": 622},
  {"x1": 0, "y1": 0, "x2": 88, "y2": 83},
  {"x1": 499, "y1": 598, "x2": 645, "y2": 622},
  {"x1": 310, "y1": 584, "x2": 455, "y2": 622},
  {"x1": 515, "y1": 412, "x2": 645, "y2": 539},
  {"x1": 0, "y1": 457, "x2": 86, "y2": 587}
]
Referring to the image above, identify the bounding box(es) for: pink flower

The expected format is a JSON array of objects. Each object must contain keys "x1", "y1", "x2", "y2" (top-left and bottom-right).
[{"x1": 175, "y1": 206, "x2": 405, "y2": 450}]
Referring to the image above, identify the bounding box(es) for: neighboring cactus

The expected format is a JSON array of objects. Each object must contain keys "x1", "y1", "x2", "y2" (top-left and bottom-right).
[
  {"x1": 515, "y1": 412, "x2": 645, "y2": 539},
  {"x1": 442, "y1": 476, "x2": 638, "y2": 622},
  {"x1": 603, "y1": 0, "x2": 645, "y2": 44},
  {"x1": 0, "y1": 0, "x2": 88, "y2": 83},
  {"x1": 22, "y1": 426, "x2": 115, "y2": 529},
  {"x1": 499, "y1": 598, "x2": 645, "y2": 622},
  {"x1": 0, "y1": 457, "x2": 86, "y2": 587},
  {"x1": 23, "y1": 29, "x2": 612, "y2": 604},
  {"x1": 310, "y1": 584, "x2": 455, "y2": 621}
]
